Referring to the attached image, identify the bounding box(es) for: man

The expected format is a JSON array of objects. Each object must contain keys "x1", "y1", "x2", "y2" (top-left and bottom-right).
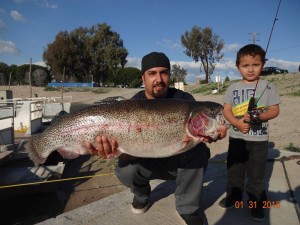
[{"x1": 86, "y1": 52, "x2": 226, "y2": 225}]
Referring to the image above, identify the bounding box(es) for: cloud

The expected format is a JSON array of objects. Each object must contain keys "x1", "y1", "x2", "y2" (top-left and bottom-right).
[
  {"x1": 40, "y1": 0, "x2": 58, "y2": 9},
  {"x1": 223, "y1": 43, "x2": 241, "y2": 53},
  {"x1": 13, "y1": 0, "x2": 27, "y2": 3},
  {"x1": 266, "y1": 58, "x2": 300, "y2": 72},
  {"x1": 126, "y1": 57, "x2": 141, "y2": 69},
  {"x1": 0, "y1": 19, "x2": 6, "y2": 30},
  {"x1": 13, "y1": 0, "x2": 58, "y2": 9},
  {"x1": 124, "y1": 50, "x2": 300, "y2": 84},
  {"x1": 0, "y1": 8, "x2": 5, "y2": 14},
  {"x1": 156, "y1": 39, "x2": 181, "y2": 49},
  {"x1": 33, "y1": 61, "x2": 47, "y2": 67},
  {"x1": 0, "y1": 39, "x2": 19, "y2": 54},
  {"x1": 10, "y1": 10, "x2": 25, "y2": 22}
]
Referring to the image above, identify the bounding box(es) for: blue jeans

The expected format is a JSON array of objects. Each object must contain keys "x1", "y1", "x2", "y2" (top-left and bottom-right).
[{"x1": 115, "y1": 143, "x2": 210, "y2": 215}]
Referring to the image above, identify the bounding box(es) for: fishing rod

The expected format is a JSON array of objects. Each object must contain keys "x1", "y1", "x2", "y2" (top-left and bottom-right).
[
  {"x1": 265, "y1": 0, "x2": 282, "y2": 55},
  {"x1": 248, "y1": 0, "x2": 282, "y2": 112}
]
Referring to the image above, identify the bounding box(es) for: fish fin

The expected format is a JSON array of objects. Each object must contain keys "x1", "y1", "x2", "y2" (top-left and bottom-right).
[
  {"x1": 24, "y1": 135, "x2": 47, "y2": 166},
  {"x1": 183, "y1": 136, "x2": 192, "y2": 146},
  {"x1": 57, "y1": 149, "x2": 81, "y2": 159}
]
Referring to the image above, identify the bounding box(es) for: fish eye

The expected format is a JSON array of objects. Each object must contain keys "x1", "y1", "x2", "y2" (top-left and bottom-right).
[{"x1": 211, "y1": 109, "x2": 217, "y2": 114}]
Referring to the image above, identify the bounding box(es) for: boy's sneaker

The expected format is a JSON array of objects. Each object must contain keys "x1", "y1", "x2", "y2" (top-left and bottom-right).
[
  {"x1": 180, "y1": 212, "x2": 204, "y2": 225},
  {"x1": 131, "y1": 197, "x2": 150, "y2": 214},
  {"x1": 218, "y1": 197, "x2": 235, "y2": 209},
  {"x1": 250, "y1": 207, "x2": 265, "y2": 221}
]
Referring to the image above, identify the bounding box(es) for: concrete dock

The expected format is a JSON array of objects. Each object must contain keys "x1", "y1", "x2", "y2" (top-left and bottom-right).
[{"x1": 40, "y1": 149, "x2": 300, "y2": 225}]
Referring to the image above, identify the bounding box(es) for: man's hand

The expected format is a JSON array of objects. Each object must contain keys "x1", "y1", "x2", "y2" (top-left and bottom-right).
[
  {"x1": 85, "y1": 136, "x2": 136, "y2": 160},
  {"x1": 85, "y1": 136, "x2": 119, "y2": 159},
  {"x1": 203, "y1": 124, "x2": 228, "y2": 143}
]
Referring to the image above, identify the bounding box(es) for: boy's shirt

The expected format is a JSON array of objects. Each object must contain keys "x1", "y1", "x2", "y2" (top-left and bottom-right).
[{"x1": 223, "y1": 80, "x2": 280, "y2": 141}]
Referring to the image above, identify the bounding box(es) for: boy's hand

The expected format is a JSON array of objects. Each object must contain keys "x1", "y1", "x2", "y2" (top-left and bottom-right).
[
  {"x1": 244, "y1": 112, "x2": 251, "y2": 123},
  {"x1": 236, "y1": 117, "x2": 250, "y2": 134}
]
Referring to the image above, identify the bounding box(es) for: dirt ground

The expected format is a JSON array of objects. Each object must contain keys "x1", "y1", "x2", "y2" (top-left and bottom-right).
[{"x1": 0, "y1": 75, "x2": 299, "y2": 224}]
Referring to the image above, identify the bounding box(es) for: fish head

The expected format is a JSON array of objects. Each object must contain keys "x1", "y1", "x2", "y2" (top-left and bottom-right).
[{"x1": 187, "y1": 101, "x2": 227, "y2": 140}]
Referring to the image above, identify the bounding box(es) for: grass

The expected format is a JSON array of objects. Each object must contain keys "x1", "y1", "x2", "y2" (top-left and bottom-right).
[
  {"x1": 287, "y1": 90, "x2": 300, "y2": 97},
  {"x1": 189, "y1": 81, "x2": 234, "y2": 95},
  {"x1": 285, "y1": 143, "x2": 300, "y2": 152},
  {"x1": 44, "y1": 86, "x2": 110, "y2": 94},
  {"x1": 188, "y1": 73, "x2": 300, "y2": 97}
]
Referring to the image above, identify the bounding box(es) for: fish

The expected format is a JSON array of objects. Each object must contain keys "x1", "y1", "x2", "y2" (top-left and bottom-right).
[{"x1": 25, "y1": 99, "x2": 227, "y2": 165}]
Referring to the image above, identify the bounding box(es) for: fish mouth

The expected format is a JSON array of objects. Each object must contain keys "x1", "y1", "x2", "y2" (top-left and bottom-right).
[{"x1": 188, "y1": 112, "x2": 228, "y2": 140}]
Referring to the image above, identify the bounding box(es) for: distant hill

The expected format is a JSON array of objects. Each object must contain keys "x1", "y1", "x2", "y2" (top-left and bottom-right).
[{"x1": 186, "y1": 72, "x2": 300, "y2": 97}]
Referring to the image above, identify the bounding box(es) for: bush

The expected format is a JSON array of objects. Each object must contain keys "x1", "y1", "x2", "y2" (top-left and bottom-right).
[{"x1": 285, "y1": 143, "x2": 300, "y2": 152}]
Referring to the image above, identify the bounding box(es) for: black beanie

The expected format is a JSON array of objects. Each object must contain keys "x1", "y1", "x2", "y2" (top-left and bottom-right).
[{"x1": 141, "y1": 52, "x2": 170, "y2": 74}]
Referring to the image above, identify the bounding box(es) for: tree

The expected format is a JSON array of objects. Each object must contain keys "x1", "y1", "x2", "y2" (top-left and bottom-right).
[
  {"x1": 0, "y1": 62, "x2": 9, "y2": 85},
  {"x1": 105, "y1": 67, "x2": 141, "y2": 87},
  {"x1": 15, "y1": 64, "x2": 28, "y2": 85},
  {"x1": 88, "y1": 23, "x2": 128, "y2": 84},
  {"x1": 31, "y1": 68, "x2": 50, "y2": 86},
  {"x1": 43, "y1": 29, "x2": 90, "y2": 82},
  {"x1": 43, "y1": 23, "x2": 128, "y2": 84},
  {"x1": 181, "y1": 26, "x2": 224, "y2": 83},
  {"x1": 171, "y1": 64, "x2": 187, "y2": 83}
]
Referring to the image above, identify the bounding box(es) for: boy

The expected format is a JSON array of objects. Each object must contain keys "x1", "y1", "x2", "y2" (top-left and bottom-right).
[{"x1": 219, "y1": 44, "x2": 280, "y2": 221}]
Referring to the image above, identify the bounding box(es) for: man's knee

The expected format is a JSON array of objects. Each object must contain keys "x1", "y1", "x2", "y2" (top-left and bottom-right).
[{"x1": 115, "y1": 162, "x2": 150, "y2": 186}]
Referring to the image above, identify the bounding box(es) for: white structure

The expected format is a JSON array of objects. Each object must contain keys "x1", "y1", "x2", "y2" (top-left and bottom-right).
[{"x1": 0, "y1": 96, "x2": 72, "y2": 143}]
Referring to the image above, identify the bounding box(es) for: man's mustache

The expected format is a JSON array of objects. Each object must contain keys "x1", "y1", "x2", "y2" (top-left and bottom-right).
[{"x1": 153, "y1": 82, "x2": 166, "y2": 87}]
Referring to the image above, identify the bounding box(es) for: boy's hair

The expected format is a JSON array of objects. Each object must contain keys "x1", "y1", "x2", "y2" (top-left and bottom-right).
[{"x1": 236, "y1": 44, "x2": 266, "y2": 66}]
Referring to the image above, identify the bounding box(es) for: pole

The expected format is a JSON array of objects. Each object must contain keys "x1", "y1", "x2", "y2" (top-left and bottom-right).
[
  {"x1": 61, "y1": 67, "x2": 65, "y2": 111},
  {"x1": 29, "y1": 58, "x2": 32, "y2": 98},
  {"x1": 8, "y1": 72, "x2": 12, "y2": 90}
]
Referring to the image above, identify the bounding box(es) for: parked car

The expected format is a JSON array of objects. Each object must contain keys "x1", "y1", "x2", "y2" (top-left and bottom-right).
[{"x1": 261, "y1": 67, "x2": 288, "y2": 76}]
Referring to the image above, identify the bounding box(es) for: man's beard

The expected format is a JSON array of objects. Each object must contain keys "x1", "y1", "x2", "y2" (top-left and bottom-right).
[{"x1": 152, "y1": 83, "x2": 168, "y2": 98}]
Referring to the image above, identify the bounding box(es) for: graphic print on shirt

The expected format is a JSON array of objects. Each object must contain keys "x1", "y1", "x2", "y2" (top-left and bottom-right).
[{"x1": 231, "y1": 87, "x2": 267, "y2": 137}]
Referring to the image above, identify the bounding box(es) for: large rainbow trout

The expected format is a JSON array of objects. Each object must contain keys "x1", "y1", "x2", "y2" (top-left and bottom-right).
[{"x1": 25, "y1": 99, "x2": 227, "y2": 165}]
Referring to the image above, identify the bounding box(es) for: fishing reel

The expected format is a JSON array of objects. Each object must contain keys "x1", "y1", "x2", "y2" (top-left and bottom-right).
[
  {"x1": 248, "y1": 108, "x2": 261, "y2": 125},
  {"x1": 247, "y1": 97, "x2": 261, "y2": 125}
]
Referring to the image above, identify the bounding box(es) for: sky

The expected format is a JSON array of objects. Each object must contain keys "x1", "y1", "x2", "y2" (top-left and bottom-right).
[{"x1": 0, "y1": 0, "x2": 300, "y2": 83}]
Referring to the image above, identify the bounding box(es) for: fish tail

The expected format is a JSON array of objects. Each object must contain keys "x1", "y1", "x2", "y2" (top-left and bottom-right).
[{"x1": 24, "y1": 134, "x2": 47, "y2": 166}]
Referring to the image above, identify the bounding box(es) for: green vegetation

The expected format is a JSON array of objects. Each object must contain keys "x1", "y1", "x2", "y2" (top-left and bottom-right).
[
  {"x1": 285, "y1": 143, "x2": 300, "y2": 152},
  {"x1": 44, "y1": 86, "x2": 110, "y2": 94},
  {"x1": 287, "y1": 90, "x2": 300, "y2": 97},
  {"x1": 43, "y1": 23, "x2": 128, "y2": 85},
  {"x1": 0, "y1": 63, "x2": 51, "y2": 86},
  {"x1": 190, "y1": 80, "x2": 234, "y2": 95},
  {"x1": 44, "y1": 86, "x2": 58, "y2": 91},
  {"x1": 188, "y1": 74, "x2": 300, "y2": 97},
  {"x1": 190, "y1": 83, "x2": 216, "y2": 95}
]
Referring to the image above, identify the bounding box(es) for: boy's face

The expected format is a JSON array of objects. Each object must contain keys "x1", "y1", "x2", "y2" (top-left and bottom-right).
[{"x1": 237, "y1": 54, "x2": 264, "y2": 83}]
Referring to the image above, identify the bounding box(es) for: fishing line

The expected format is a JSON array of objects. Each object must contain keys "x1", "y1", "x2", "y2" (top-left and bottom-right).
[
  {"x1": 265, "y1": 0, "x2": 282, "y2": 54},
  {"x1": 254, "y1": 81, "x2": 271, "y2": 106},
  {"x1": 0, "y1": 172, "x2": 115, "y2": 189}
]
